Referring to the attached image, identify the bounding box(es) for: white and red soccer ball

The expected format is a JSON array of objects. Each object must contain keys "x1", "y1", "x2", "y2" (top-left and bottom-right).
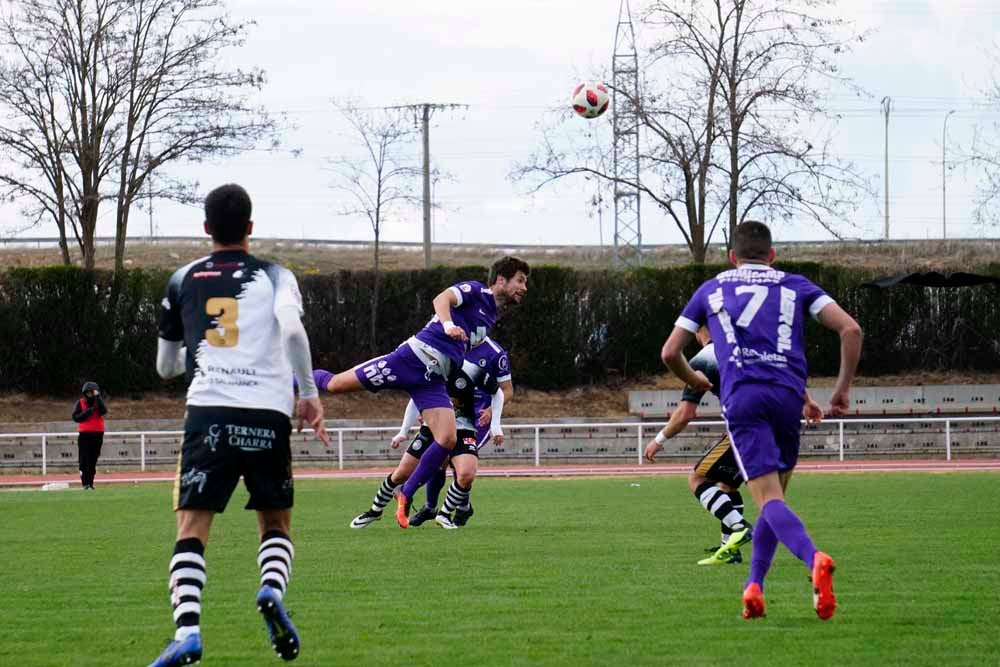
[{"x1": 571, "y1": 82, "x2": 610, "y2": 119}]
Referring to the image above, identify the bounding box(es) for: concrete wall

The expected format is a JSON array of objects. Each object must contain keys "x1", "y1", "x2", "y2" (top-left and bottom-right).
[{"x1": 629, "y1": 385, "x2": 1000, "y2": 418}]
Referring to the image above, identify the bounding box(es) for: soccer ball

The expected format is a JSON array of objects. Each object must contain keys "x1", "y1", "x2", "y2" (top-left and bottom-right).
[{"x1": 571, "y1": 82, "x2": 610, "y2": 119}]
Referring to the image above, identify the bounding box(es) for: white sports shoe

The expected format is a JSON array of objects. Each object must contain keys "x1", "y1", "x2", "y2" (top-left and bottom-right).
[{"x1": 350, "y1": 509, "x2": 383, "y2": 529}]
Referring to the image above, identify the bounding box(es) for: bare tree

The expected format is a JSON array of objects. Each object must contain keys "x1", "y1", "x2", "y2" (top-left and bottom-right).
[
  {"x1": 0, "y1": 0, "x2": 275, "y2": 270},
  {"x1": 330, "y1": 102, "x2": 421, "y2": 348},
  {"x1": 966, "y1": 49, "x2": 1000, "y2": 227},
  {"x1": 514, "y1": 0, "x2": 870, "y2": 263}
]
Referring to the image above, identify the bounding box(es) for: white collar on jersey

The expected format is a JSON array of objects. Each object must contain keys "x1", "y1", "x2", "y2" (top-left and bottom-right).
[{"x1": 737, "y1": 263, "x2": 773, "y2": 271}]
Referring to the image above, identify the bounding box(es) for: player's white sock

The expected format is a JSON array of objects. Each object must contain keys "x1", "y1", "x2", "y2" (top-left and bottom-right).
[
  {"x1": 442, "y1": 481, "x2": 471, "y2": 514},
  {"x1": 169, "y1": 538, "x2": 206, "y2": 641},
  {"x1": 371, "y1": 474, "x2": 400, "y2": 512},
  {"x1": 695, "y1": 482, "x2": 748, "y2": 532},
  {"x1": 259, "y1": 531, "x2": 294, "y2": 600}
]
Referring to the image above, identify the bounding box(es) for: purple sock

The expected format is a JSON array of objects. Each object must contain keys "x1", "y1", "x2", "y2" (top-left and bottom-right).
[
  {"x1": 746, "y1": 515, "x2": 779, "y2": 591},
  {"x1": 401, "y1": 443, "x2": 450, "y2": 499},
  {"x1": 312, "y1": 369, "x2": 334, "y2": 392},
  {"x1": 425, "y1": 468, "x2": 447, "y2": 508},
  {"x1": 760, "y1": 499, "x2": 817, "y2": 568}
]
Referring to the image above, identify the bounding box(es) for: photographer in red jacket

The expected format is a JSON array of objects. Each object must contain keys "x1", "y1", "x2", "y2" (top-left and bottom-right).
[{"x1": 72, "y1": 381, "x2": 107, "y2": 490}]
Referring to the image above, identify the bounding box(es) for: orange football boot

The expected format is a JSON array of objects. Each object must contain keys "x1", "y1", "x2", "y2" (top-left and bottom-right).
[
  {"x1": 742, "y1": 583, "x2": 766, "y2": 619},
  {"x1": 394, "y1": 492, "x2": 411, "y2": 529},
  {"x1": 812, "y1": 551, "x2": 837, "y2": 620}
]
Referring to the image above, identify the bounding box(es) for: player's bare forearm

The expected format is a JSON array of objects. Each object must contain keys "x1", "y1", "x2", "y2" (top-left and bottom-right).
[
  {"x1": 662, "y1": 401, "x2": 697, "y2": 439},
  {"x1": 816, "y1": 304, "x2": 863, "y2": 394},
  {"x1": 432, "y1": 289, "x2": 459, "y2": 327},
  {"x1": 836, "y1": 325, "x2": 863, "y2": 393},
  {"x1": 661, "y1": 327, "x2": 701, "y2": 386}
]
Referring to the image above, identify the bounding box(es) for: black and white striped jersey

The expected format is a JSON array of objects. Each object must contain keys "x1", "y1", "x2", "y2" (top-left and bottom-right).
[{"x1": 158, "y1": 250, "x2": 304, "y2": 416}]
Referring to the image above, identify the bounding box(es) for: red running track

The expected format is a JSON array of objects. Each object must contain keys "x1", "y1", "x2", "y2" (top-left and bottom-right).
[{"x1": 2, "y1": 459, "x2": 999, "y2": 488}]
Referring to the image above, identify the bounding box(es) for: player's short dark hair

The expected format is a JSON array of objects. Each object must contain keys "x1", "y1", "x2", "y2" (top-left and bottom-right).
[
  {"x1": 732, "y1": 221, "x2": 772, "y2": 262},
  {"x1": 488, "y1": 256, "x2": 530, "y2": 285},
  {"x1": 204, "y1": 184, "x2": 252, "y2": 245}
]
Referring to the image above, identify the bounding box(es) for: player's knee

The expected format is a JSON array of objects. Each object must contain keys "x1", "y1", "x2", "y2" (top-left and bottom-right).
[
  {"x1": 457, "y1": 469, "x2": 476, "y2": 488},
  {"x1": 437, "y1": 431, "x2": 457, "y2": 449}
]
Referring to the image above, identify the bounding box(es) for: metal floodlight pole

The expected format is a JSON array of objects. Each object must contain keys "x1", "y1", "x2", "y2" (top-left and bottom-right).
[
  {"x1": 881, "y1": 96, "x2": 892, "y2": 240},
  {"x1": 942, "y1": 110, "x2": 956, "y2": 240},
  {"x1": 422, "y1": 105, "x2": 431, "y2": 268},
  {"x1": 612, "y1": 0, "x2": 642, "y2": 267},
  {"x1": 385, "y1": 102, "x2": 467, "y2": 269}
]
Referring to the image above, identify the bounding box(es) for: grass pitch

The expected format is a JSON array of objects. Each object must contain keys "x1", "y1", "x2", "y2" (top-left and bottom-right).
[{"x1": 6, "y1": 474, "x2": 1000, "y2": 666}]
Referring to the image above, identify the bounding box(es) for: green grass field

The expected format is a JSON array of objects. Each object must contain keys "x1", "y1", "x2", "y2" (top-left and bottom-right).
[{"x1": 7, "y1": 474, "x2": 1000, "y2": 666}]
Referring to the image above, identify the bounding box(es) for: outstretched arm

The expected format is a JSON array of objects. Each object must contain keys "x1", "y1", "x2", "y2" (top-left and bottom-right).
[
  {"x1": 277, "y1": 307, "x2": 329, "y2": 445},
  {"x1": 816, "y1": 303, "x2": 863, "y2": 415},
  {"x1": 488, "y1": 388, "x2": 506, "y2": 446},
  {"x1": 478, "y1": 380, "x2": 513, "y2": 427},
  {"x1": 644, "y1": 401, "x2": 698, "y2": 462},
  {"x1": 392, "y1": 400, "x2": 422, "y2": 448}
]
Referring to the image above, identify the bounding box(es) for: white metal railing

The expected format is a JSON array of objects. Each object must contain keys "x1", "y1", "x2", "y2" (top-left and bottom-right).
[{"x1": 2, "y1": 415, "x2": 999, "y2": 474}]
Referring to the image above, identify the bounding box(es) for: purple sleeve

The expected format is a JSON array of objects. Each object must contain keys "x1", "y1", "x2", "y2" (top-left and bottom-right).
[
  {"x1": 794, "y1": 276, "x2": 835, "y2": 320},
  {"x1": 494, "y1": 351, "x2": 511, "y2": 382},
  {"x1": 676, "y1": 281, "x2": 711, "y2": 333},
  {"x1": 313, "y1": 369, "x2": 334, "y2": 392},
  {"x1": 450, "y1": 282, "x2": 476, "y2": 307}
]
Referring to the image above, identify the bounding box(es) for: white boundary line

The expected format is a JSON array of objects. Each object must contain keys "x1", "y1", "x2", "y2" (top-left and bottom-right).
[{"x1": 3, "y1": 459, "x2": 1000, "y2": 489}]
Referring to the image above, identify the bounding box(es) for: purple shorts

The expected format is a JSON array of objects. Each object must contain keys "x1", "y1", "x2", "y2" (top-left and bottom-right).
[
  {"x1": 353, "y1": 343, "x2": 453, "y2": 412},
  {"x1": 722, "y1": 383, "x2": 804, "y2": 481}
]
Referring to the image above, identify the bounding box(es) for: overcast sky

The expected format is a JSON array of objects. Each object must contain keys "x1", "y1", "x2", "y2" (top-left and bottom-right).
[{"x1": 4, "y1": 0, "x2": 1000, "y2": 246}]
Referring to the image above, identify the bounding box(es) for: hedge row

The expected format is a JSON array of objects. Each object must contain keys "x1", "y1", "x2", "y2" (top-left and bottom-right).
[{"x1": 1, "y1": 262, "x2": 998, "y2": 396}]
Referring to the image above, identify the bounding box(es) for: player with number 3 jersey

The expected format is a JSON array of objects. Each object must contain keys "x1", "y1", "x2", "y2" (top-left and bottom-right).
[{"x1": 149, "y1": 184, "x2": 329, "y2": 667}]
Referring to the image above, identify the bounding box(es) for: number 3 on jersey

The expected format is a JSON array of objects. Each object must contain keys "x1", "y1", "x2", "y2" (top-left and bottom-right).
[{"x1": 205, "y1": 297, "x2": 239, "y2": 347}]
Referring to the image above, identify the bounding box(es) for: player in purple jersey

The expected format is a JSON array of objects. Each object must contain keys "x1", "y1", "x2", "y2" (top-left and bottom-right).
[
  {"x1": 415, "y1": 336, "x2": 513, "y2": 527},
  {"x1": 644, "y1": 327, "x2": 824, "y2": 566},
  {"x1": 661, "y1": 221, "x2": 862, "y2": 621},
  {"x1": 334, "y1": 337, "x2": 512, "y2": 529},
  {"x1": 317, "y1": 257, "x2": 528, "y2": 528}
]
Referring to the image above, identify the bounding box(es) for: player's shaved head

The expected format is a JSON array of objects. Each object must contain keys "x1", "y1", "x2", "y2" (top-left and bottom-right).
[
  {"x1": 732, "y1": 221, "x2": 772, "y2": 263},
  {"x1": 205, "y1": 184, "x2": 252, "y2": 245}
]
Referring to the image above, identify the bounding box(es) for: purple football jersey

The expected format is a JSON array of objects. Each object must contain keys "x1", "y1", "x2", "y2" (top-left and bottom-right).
[
  {"x1": 676, "y1": 264, "x2": 834, "y2": 403},
  {"x1": 415, "y1": 280, "x2": 498, "y2": 366},
  {"x1": 471, "y1": 336, "x2": 511, "y2": 410},
  {"x1": 470, "y1": 337, "x2": 510, "y2": 445}
]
